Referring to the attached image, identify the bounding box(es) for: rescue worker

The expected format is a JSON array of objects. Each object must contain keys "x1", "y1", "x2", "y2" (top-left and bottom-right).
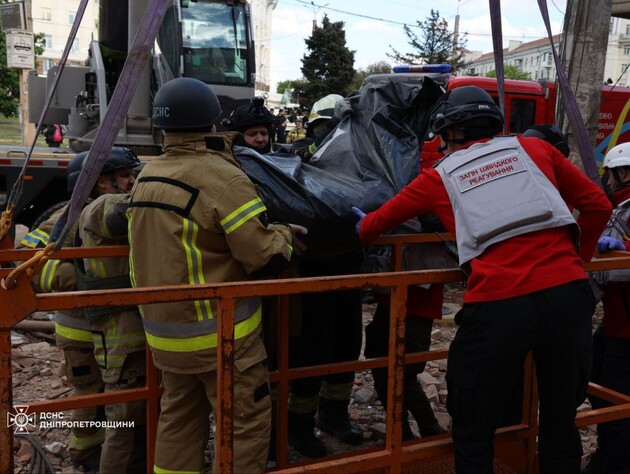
[
  {"x1": 585, "y1": 143, "x2": 630, "y2": 474},
  {"x1": 76, "y1": 147, "x2": 147, "y2": 473},
  {"x1": 290, "y1": 94, "x2": 343, "y2": 162},
  {"x1": 126, "y1": 77, "x2": 307, "y2": 474},
  {"x1": 285, "y1": 118, "x2": 307, "y2": 144},
  {"x1": 18, "y1": 149, "x2": 140, "y2": 470},
  {"x1": 286, "y1": 92, "x2": 365, "y2": 458},
  {"x1": 353, "y1": 85, "x2": 612, "y2": 473},
  {"x1": 224, "y1": 97, "x2": 276, "y2": 153},
  {"x1": 364, "y1": 216, "x2": 449, "y2": 441}
]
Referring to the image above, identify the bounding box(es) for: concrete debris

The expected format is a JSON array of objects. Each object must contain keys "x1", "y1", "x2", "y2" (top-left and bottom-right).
[{"x1": 354, "y1": 386, "x2": 376, "y2": 405}]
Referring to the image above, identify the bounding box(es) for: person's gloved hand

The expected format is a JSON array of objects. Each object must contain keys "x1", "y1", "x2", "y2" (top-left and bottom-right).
[
  {"x1": 351, "y1": 206, "x2": 366, "y2": 234},
  {"x1": 597, "y1": 236, "x2": 626, "y2": 253},
  {"x1": 334, "y1": 98, "x2": 353, "y2": 119},
  {"x1": 288, "y1": 224, "x2": 308, "y2": 255}
]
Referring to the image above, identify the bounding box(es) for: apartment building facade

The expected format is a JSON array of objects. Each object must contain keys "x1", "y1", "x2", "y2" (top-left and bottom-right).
[{"x1": 465, "y1": 16, "x2": 630, "y2": 87}]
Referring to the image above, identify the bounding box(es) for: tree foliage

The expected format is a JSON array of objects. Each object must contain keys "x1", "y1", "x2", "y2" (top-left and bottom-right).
[
  {"x1": 301, "y1": 15, "x2": 355, "y2": 109},
  {"x1": 350, "y1": 60, "x2": 392, "y2": 92},
  {"x1": 388, "y1": 9, "x2": 468, "y2": 73},
  {"x1": 0, "y1": 30, "x2": 20, "y2": 117},
  {"x1": 276, "y1": 78, "x2": 309, "y2": 108},
  {"x1": 486, "y1": 64, "x2": 531, "y2": 80}
]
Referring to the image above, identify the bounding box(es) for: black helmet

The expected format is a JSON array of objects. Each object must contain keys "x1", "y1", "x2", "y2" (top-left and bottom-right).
[
  {"x1": 223, "y1": 97, "x2": 275, "y2": 132},
  {"x1": 523, "y1": 124, "x2": 570, "y2": 157},
  {"x1": 430, "y1": 86, "x2": 504, "y2": 138},
  {"x1": 67, "y1": 147, "x2": 140, "y2": 192},
  {"x1": 152, "y1": 77, "x2": 221, "y2": 132}
]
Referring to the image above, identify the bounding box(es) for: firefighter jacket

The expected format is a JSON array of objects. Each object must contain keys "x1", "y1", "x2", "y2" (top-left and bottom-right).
[
  {"x1": 436, "y1": 136, "x2": 578, "y2": 268},
  {"x1": 79, "y1": 194, "x2": 146, "y2": 383},
  {"x1": 595, "y1": 186, "x2": 630, "y2": 339},
  {"x1": 127, "y1": 131, "x2": 294, "y2": 374},
  {"x1": 286, "y1": 127, "x2": 307, "y2": 144},
  {"x1": 359, "y1": 135, "x2": 612, "y2": 303},
  {"x1": 19, "y1": 205, "x2": 93, "y2": 348}
]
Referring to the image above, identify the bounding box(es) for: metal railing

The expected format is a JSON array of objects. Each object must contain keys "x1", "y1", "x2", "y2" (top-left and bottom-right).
[{"x1": 2, "y1": 234, "x2": 630, "y2": 473}]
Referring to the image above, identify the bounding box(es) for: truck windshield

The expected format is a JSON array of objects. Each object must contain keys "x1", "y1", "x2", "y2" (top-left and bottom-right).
[{"x1": 181, "y1": 1, "x2": 250, "y2": 86}]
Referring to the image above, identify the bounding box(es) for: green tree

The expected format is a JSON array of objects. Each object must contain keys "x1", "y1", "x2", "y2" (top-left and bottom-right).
[
  {"x1": 486, "y1": 64, "x2": 531, "y2": 80},
  {"x1": 387, "y1": 9, "x2": 468, "y2": 73},
  {"x1": 0, "y1": 30, "x2": 20, "y2": 117},
  {"x1": 350, "y1": 60, "x2": 391, "y2": 92},
  {"x1": 301, "y1": 15, "x2": 355, "y2": 109}
]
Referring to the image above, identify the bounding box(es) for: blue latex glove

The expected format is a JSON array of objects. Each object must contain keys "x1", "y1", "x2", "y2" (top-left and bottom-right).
[
  {"x1": 597, "y1": 236, "x2": 626, "y2": 253},
  {"x1": 351, "y1": 206, "x2": 366, "y2": 234}
]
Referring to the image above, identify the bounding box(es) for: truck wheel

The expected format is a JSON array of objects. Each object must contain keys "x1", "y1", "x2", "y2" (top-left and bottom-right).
[{"x1": 30, "y1": 200, "x2": 69, "y2": 231}]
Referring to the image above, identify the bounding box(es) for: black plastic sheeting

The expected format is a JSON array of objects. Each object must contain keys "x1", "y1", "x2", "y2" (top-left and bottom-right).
[{"x1": 235, "y1": 76, "x2": 444, "y2": 258}]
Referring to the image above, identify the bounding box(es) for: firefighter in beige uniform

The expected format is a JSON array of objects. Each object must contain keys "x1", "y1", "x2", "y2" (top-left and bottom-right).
[
  {"x1": 127, "y1": 77, "x2": 307, "y2": 474},
  {"x1": 18, "y1": 150, "x2": 138, "y2": 470},
  {"x1": 77, "y1": 148, "x2": 147, "y2": 473}
]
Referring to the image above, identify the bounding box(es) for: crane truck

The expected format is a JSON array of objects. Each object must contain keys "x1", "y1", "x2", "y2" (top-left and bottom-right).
[{"x1": 1, "y1": 0, "x2": 255, "y2": 228}]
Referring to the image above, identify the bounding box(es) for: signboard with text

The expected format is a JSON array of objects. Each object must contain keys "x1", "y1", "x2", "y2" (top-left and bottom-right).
[
  {"x1": 6, "y1": 30, "x2": 34, "y2": 69},
  {"x1": 0, "y1": 2, "x2": 26, "y2": 31}
]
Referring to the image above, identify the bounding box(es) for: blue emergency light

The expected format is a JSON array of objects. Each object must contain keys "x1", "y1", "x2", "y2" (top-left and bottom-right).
[{"x1": 393, "y1": 64, "x2": 452, "y2": 74}]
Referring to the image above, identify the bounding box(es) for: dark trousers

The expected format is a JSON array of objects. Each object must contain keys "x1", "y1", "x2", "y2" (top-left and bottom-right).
[
  {"x1": 290, "y1": 287, "x2": 363, "y2": 400},
  {"x1": 590, "y1": 326, "x2": 630, "y2": 474},
  {"x1": 290, "y1": 252, "x2": 363, "y2": 407},
  {"x1": 365, "y1": 303, "x2": 439, "y2": 432},
  {"x1": 446, "y1": 280, "x2": 595, "y2": 474}
]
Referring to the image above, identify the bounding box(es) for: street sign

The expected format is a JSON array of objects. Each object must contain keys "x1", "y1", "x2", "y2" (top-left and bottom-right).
[
  {"x1": 6, "y1": 30, "x2": 34, "y2": 69},
  {"x1": 0, "y1": 2, "x2": 26, "y2": 31}
]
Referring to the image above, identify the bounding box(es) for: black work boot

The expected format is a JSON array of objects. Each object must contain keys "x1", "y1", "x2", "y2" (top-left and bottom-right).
[
  {"x1": 288, "y1": 410, "x2": 328, "y2": 458},
  {"x1": 315, "y1": 398, "x2": 364, "y2": 445}
]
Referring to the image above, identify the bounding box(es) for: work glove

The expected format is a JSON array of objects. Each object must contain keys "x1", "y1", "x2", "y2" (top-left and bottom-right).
[
  {"x1": 288, "y1": 224, "x2": 308, "y2": 255},
  {"x1": 597, "y1": 236, "x2": 626, "y2": 253},
  {"x1": 351, "y1": 206, "x2": 366, "y2": 234},
  {"x1": 334, "y1": 98, "x2": 353, "y2": 119}
]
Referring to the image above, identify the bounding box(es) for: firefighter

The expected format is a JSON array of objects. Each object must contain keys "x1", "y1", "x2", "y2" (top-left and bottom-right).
[
  {"x1": 586, "y1": 143, "x2": 630, "y2": 474},
  {"x1": 285, "y1": 118, "x2": 307, "y2": 144},
  {"x1": 290, "y1": 94, "x2": 343, "y2": 162},
  {"x1": 75, "y1": 148, "x2": 147, "y2": 473},
  {"x1": 18, "y1": 149, "x2": 139, "y2": 470},
  {"x1": 354, "y1": 85, "x2": 611, "y2": 473},
  {"x1": 224, "y1": 97, "x2": 276, "y2": 153},
  {"x1": 126, "y1": 77, "x2": 307, "y2": 474}
]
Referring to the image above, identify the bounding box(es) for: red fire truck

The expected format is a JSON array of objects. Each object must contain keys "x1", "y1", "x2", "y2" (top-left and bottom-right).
[{"x1": 420, "y1": 75, "x2": 630, "y2": 169}]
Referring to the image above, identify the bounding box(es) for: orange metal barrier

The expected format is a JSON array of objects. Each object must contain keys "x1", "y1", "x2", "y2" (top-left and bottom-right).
[{"x1": 1, "y1": 234, "x2": 630, "y2": 473}]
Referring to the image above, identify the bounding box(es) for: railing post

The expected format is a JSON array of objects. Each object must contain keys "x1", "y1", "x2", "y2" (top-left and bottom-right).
[
  {"x1": 386, "y1": 284, "x2": 408, "y2": 473},
  {"x1": 0, "y1": 329, "x2": 13, "y2": 473},
  {"x1": 216, "y1": 297, "x2": 235, "y2": 473}
]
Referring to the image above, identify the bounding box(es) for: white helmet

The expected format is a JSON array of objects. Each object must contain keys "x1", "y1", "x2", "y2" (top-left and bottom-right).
[
  {"x1": 603, "y1": 143, "x2": 630, "y2": 169},
  {"x1": 308, "y1": 94, "x2": 343, "y2": 123}
]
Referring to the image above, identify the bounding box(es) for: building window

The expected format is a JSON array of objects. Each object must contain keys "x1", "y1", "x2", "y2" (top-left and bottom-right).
[
  {"x1": 43, "y1": 59, "x2": 55, "y2": 73},
  {"x1": 625, "y1": 45, "x2": 630, "y2": 55},
  {"x1": 72, "y1": 38, "x2": 80, "y2": 52},
  {"x1": 44, "y1": 34, "x2": 52, "y2": 49},
  {"x1": 626, "y1": 23, "x2": 630, "y2": 36},
  {"x1": 623, "y1": 64, "x2": 629, "y2": 76},
  {"x1": 69, "y1": 11, "x2": 76, "y2": 24},
  {"x1": 41, "y1": 7, "x2": 51, "y2": 21}
]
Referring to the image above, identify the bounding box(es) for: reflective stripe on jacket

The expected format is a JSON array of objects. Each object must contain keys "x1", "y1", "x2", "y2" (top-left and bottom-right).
[
  {"x1": 79, "y1": 193, "x2": 146, "y2": 382},
  {"x1": 127, "y1": 132, "x2": 293, "y2": 373}
]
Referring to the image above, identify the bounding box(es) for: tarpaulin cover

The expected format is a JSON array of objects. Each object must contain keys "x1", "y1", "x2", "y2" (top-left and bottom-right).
[{"x1": 235, "y1": 76, "x2": 443, "y2": 258}]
